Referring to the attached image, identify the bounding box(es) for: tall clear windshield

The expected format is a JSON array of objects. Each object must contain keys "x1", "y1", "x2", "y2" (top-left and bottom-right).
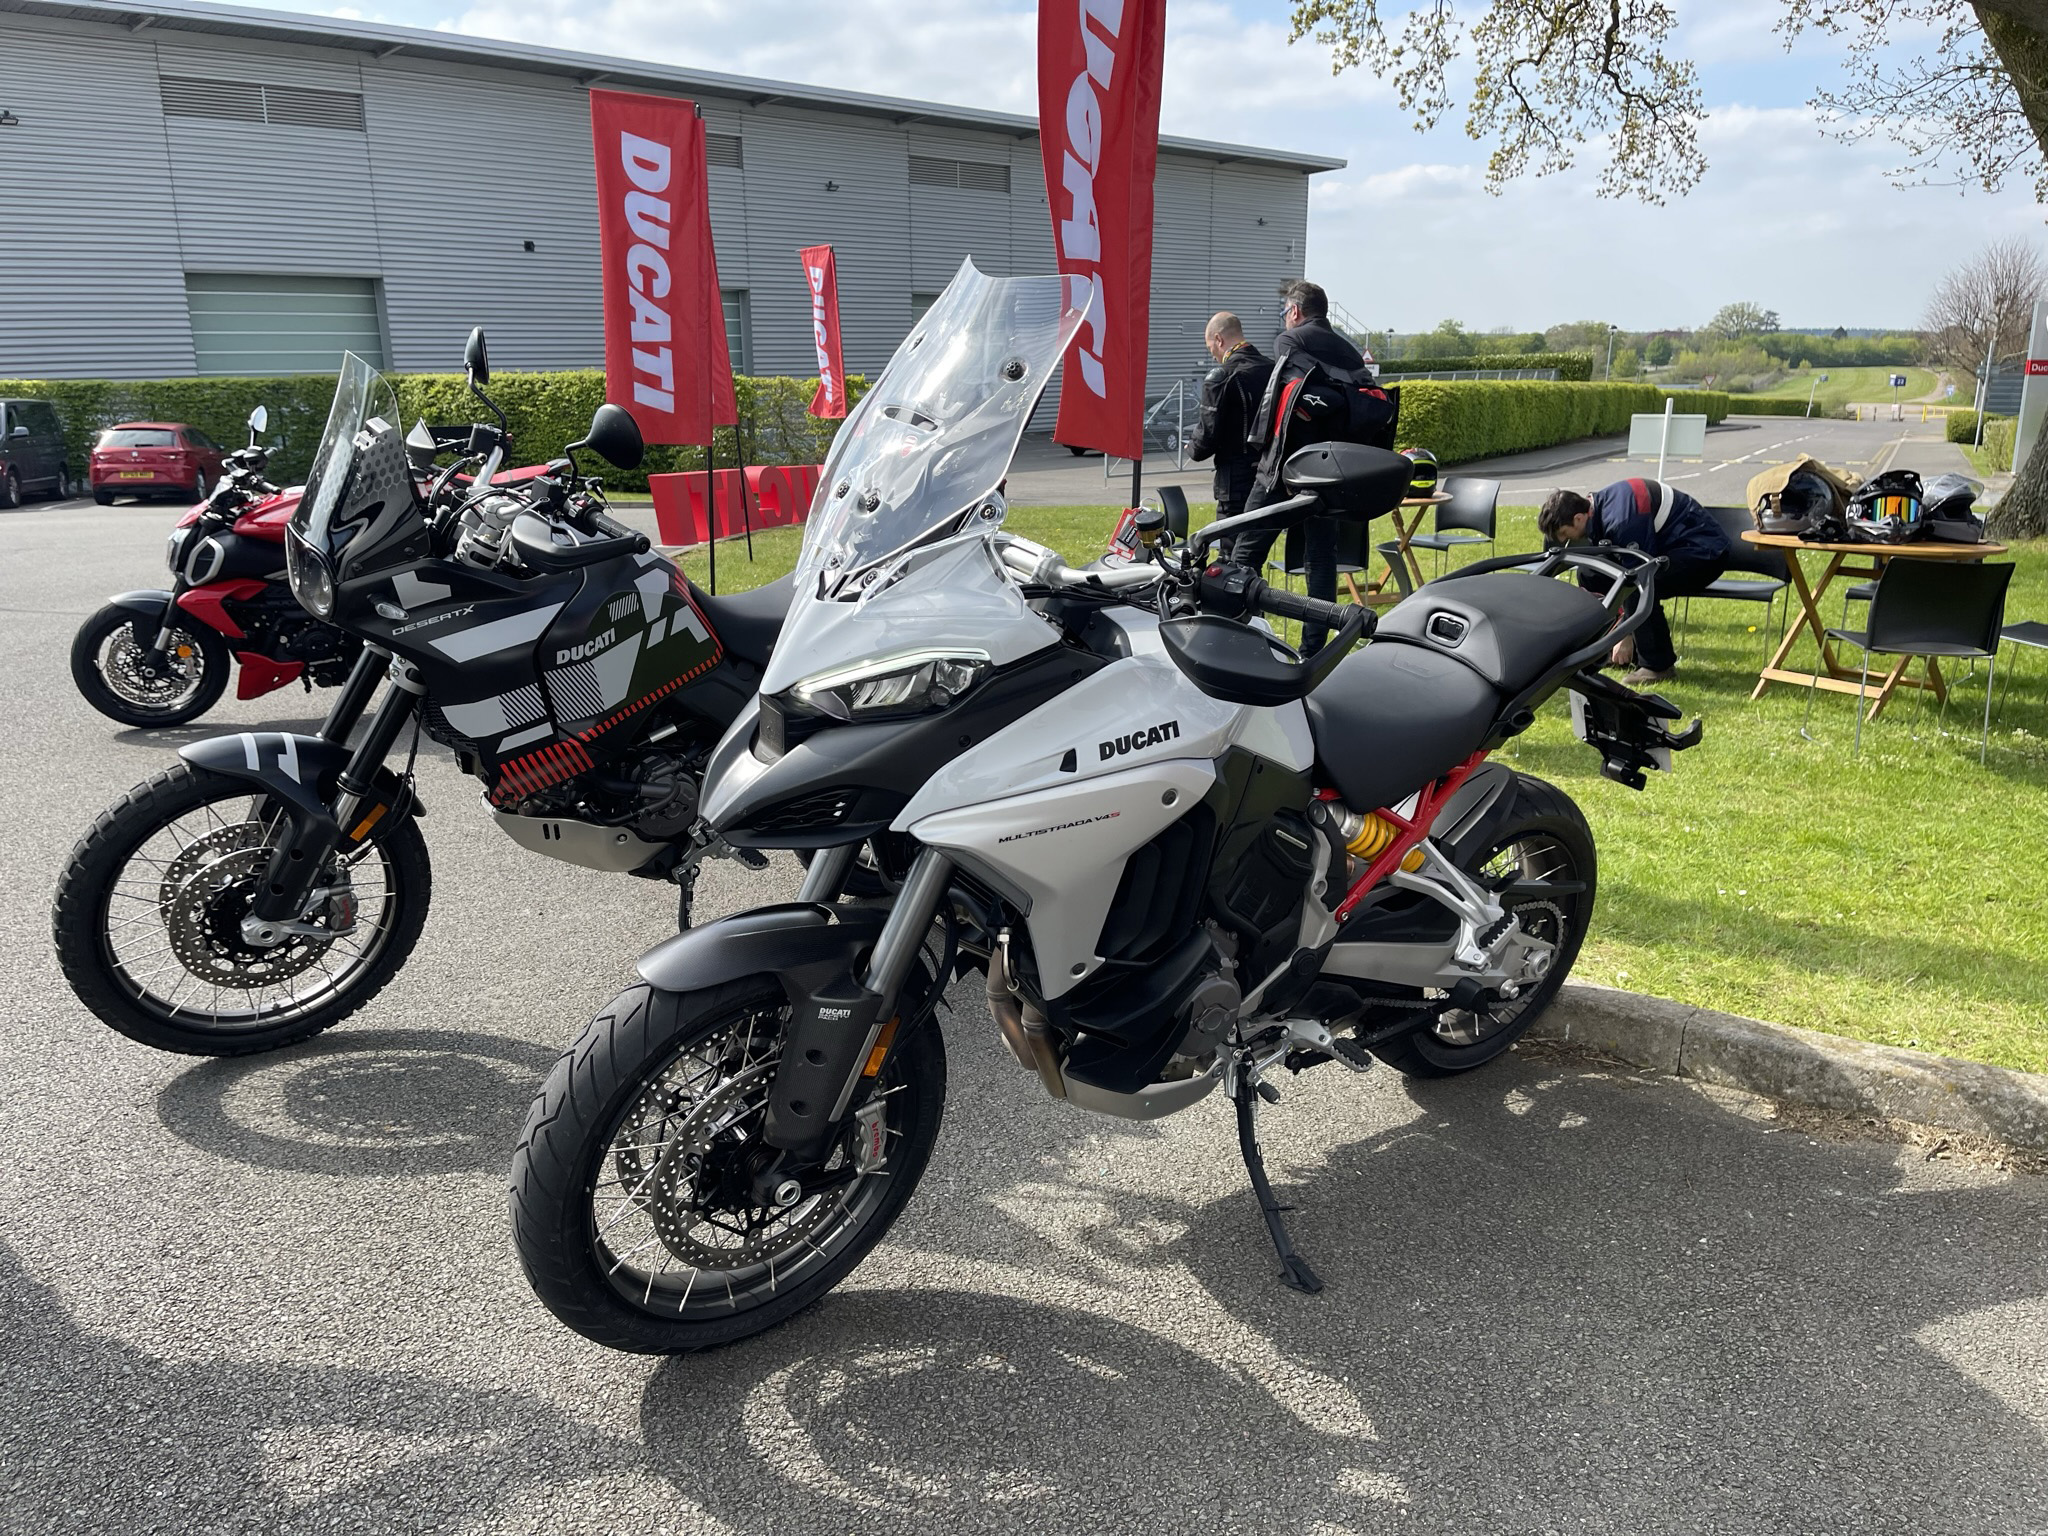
[
  {"x1": 295, "y1": 351, "x2": 402, "y2": 544},
  {"x1": 797, "y1": 260, "x2": 1082, "y2": 595}
]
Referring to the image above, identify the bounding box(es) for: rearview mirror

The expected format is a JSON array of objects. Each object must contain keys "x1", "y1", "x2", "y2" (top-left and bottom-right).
[
  {"x1": 247, "y1": 404, "x2": 268, "y2": 437},
  {"x1": 464, "y1": 327, "x2": 490, "y2": 385},
  {"x1": 578, "y1": 403, "x2": 644, "y2": 470},
  {"x1": 1282, "y1": 441, "x2": 1409, "y2": 521}
]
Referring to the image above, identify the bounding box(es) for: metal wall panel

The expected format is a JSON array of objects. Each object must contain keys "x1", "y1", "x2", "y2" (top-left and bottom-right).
[
  {"x1": 0, "y1": 7, "x2": 1323, "y2": 401},
  {"x1": 0, "y1": 13, "x2": 193, "y2": 377}
]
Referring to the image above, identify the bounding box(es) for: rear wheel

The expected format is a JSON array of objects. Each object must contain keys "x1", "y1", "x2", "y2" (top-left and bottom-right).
[
  {"x1": 70, "y1": 603, "x2": 230, "y2": 727},
  {"x1": 47, "y1": 464, "x2": 76, "y2": 501},
  {"x1": 191, "y1": 472, "x2": 209, "y2": 502},
  {"x1": 92, "y1": 484, "x2": 114, "y2": 506},
  {"x1": 53, "y1": 763, "x2": 431, "y2": 1055},
  {"x1": 1373, "y1": 772, "x2": 1596, "y2": 1078},
  {"x1": 512, "y1": 976, "x2": 946, "y2": 1353}
]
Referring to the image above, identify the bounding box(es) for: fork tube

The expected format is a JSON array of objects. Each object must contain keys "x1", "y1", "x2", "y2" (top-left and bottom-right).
[
  {"x1": 861, "y1": 849, "x2": 954, "y2": 1011},
  {"x1": 798, "y1": 843, "x2": 857, "y2": 904},
  {"x1": 317, "y1": 645, "x2": 391, "y2": 745}
]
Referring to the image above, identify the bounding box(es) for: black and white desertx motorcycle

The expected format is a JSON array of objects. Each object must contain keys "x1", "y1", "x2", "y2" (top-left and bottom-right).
[
  {"x1": 54, "y1": 332, "x2": 787, "y2": 1057},
  {"x1": 511, "y1": 262, "x2": 1700, "y2": 1353}
]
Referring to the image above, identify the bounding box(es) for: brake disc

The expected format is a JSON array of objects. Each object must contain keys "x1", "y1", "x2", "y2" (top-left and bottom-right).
[
  {"x1": 612, "y1": 1057, "x2": 844, "y2": 1270},
  {"x1": 158, "y1": 823, "x2": 335, "y2": 989}
]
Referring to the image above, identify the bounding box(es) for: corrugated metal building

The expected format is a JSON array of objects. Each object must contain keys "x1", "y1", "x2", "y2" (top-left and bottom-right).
[{"x1": 0, "y1": 0, "x2": 1341, "y2": 408}]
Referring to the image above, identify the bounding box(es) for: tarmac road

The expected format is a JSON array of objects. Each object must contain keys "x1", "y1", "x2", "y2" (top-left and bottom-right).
[{"x1": 3, "y1": 495, "x2": 2045, "y2": 1536}]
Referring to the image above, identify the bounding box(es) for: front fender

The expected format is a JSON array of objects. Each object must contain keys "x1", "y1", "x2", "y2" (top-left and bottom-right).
[
  {"x1": 179, "y1": 732, "x2": 422, "y2": 841},
  {"x1": 109, "y1": 589, "x2": 173, "y2": 646},
  {"x1": 636, "y1": 901, "x2": 889, "y2": 996}
]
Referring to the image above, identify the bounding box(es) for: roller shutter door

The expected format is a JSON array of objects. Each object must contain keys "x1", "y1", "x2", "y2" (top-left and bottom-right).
[{"x1": 185, "y1": 273, "x2": 386, "y2": 375}]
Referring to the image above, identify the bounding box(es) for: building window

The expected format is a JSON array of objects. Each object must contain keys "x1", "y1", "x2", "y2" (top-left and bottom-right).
[
  {"x1": 909, "y1": 154, "x2": 1010, "y2": 193},
  {"x1": 706, "y1": 132, "x2": 743, "y2": 169},
  {"x1": 160, "y1": 76, "x2": 367, "y2": 132},
  {"x1": 722, "y1": 290, "x2": 752, "y2": 375},
  {"x1": 185, "y1": 273, "x2": 385, "y2": 376}
]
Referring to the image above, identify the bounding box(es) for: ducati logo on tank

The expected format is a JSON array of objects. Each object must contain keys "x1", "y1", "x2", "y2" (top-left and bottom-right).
[{"x1": 541, "y1": 566, "x2": 719, "y2": 736}]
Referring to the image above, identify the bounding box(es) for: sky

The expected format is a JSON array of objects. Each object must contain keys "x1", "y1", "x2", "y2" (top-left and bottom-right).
[{"x1": 319, "y1": 0, "x2": 2046, "y2": 333}]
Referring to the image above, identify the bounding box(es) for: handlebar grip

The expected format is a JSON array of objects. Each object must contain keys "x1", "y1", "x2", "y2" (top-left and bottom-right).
[
  {"x1": 1257, "y1": 582, "x2": 1355, "y2": 634},
  {"x1": 587, "y1": 510, "x2": 650, "y2": 553}
]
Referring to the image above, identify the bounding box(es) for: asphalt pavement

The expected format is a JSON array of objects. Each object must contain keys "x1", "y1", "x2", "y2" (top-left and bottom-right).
[{"x1": 3, "y1": 494, "x2": 2045, "y2": 1535}]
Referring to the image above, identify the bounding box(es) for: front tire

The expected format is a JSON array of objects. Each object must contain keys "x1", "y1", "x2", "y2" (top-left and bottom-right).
[
  {"x1": 1373, "y1": 772, "x2": 1597, "y2": 1078},
  {"x1": 512, "y1": 976, "x2": 946, "y2": 1354},
  {"x1": 70, "y1": 603, "x2": 231, "y2": 727},
  {"x1": 53, "y1": 763, "x2": 431, "y2": 1055},
  {"x1": 1, "y1": 468, "x2": 20, "y2": 509}
]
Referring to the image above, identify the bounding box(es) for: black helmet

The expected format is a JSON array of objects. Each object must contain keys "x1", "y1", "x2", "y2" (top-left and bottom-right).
[
  {"x1": 1922, "y1": 473, "x2": 1986, "y2": 544},
  {"x1": 1759, "y1": 468, "x2": 1835, "y2": 535},
  {"x1": 1400, "y1": 446, "x2": 1439, "y2": 499}
]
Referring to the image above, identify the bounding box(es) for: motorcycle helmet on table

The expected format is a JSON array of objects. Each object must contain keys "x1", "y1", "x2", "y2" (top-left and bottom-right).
[
  {"x1": 1921, "y1": 472, "x2": 1987, "y2": 543},
  {"x1": 1400, "y1": 446, "x2": 1439, "y2": 499}
]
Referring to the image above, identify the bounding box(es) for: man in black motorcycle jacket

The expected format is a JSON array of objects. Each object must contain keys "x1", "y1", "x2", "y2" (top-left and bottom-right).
[
  {"x1": 1231, "y1": 280, "x2": 1367, "y2": 653},
  {"x1": 1186, "y1": 312, "x2": 1272, "y2": 521}
]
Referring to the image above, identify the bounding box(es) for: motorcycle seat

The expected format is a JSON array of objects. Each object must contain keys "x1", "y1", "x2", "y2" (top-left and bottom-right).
[
  {"x1": 1370, "y1": 571, "x2": 1615, "y2": 695},
  {"x1": 687, "y1": 573, "x2": 792, "y2": 670},
  {"x1": 1305, "y1": 641, "x2": 1501, "y2": 814}
]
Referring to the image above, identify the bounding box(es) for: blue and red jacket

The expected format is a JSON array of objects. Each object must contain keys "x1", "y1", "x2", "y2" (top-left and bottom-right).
[{"x1": 1589, "y1": 478, "x2": 1729, "y2": 566}]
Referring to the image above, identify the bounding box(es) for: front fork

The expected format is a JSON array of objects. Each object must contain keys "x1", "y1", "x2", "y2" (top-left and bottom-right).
[
  {"x1": 758, "y1": 845, "x2": 952, "y2": 1173},
  {"x1": 243, "y1": 656, "x2": 416, "y2": 936}
]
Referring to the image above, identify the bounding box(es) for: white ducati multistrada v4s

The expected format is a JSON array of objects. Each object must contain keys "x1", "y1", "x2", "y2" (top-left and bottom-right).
[{"x1": 510, "y1": 260, "x2": 1701, "y2": 1353}]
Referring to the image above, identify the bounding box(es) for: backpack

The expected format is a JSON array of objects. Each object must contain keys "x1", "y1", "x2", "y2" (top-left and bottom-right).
[{"x1": 1281, "y1": 360, "x2": 1400, "y2": 453}]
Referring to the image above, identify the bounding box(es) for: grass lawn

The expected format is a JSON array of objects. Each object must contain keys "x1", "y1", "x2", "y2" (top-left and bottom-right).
[
  {"x1": 677, "y1": 502, "x2": 2048, "y2": 1074},
  {"x1": 1747, "y1": 366, "x2": 1940, "y2": 411}
]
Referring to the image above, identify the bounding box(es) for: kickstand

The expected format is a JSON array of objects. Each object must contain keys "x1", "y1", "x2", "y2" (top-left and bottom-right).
[{"x1": 1232, "y1": 1065, "x2": 1323, "y2": 1295}]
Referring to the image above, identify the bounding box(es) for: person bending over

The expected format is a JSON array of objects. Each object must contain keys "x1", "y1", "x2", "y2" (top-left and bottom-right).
[{"x1": 1537, "y1": 478, "x2": 1730, "y2": 686}]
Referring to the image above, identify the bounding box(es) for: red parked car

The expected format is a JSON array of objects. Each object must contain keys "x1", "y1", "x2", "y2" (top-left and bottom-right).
[{"x1": 89, "y1": 422, "x2": 228, "y2": 505}]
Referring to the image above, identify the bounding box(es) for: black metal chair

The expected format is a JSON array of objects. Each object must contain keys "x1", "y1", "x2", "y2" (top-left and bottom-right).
[
  {"x1": 1678, "y1": 506, "x2": 1789, "y2": 659},
  {"x1": 1407, "y1": 476, "x2": 1498, "y2": 574},
  {"x1": 1373, "y1": 540, "x2": 1416, "y2": 600},
  {"x1": 1802, "y1": 559, "x2": 2014, "y2": 761},
  {"x1": 1272, "y1": 517, "x2": 1373, "y2": 603},
  {"x1": 1996, "y1": 619, "x2": 2048, "y2": 715}
]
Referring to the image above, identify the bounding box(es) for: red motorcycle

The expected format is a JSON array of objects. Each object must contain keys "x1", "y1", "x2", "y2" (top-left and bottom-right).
[{"x1": 71, "y1": 407, "x2": 549, "y2": 728}]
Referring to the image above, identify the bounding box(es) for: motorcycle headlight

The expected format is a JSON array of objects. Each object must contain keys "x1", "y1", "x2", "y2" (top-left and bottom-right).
[
  {"x1": 785, "y1": 649, "x2": 990, "y2": 722},
  {"x1": 285, "y1": 531, "x2": 335, "y2": 618},
  {"x1": 165, "y1": 525, "x2": 193, "y2": 575}
]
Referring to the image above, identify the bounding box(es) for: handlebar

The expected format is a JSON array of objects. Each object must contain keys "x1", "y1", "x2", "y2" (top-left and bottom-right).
[
  {"x1": 1192, "y1": 562, "x2": 1372, "y2": 642},
  {"x1": 584, "y1": 508, "x2": 650, "y2": 553}
]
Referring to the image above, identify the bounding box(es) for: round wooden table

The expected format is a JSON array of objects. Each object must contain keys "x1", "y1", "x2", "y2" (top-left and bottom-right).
[{"x1": 1741, "y1": 529, "x2": 2008, "y2": 720}]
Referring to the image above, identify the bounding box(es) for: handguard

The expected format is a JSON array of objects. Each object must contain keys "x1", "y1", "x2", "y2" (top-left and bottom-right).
[{"x1": 1565, "y1": 669, "x2": 1703, "y2": 790}]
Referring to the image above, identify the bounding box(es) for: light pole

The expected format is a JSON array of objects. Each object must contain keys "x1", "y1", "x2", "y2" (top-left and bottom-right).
[
  {"x1": 1604, "y1": 324, "x2": 1619, "y2": 380},
  {"x1": 1805, "y1": 372, "x2": 1827, "y2": 418}
]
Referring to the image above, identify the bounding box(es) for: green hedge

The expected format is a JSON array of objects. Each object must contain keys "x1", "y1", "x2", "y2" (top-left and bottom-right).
[
  {"x1": 1380, "y1": 352, "x2": 1593, "y2": 382},
  {"x1": 1726, "y1": 396, "x2": 1845, "y2": 419},
  {"x1": 0, "y1": 370, "x2": 867, "y2": 493},
  {"x1": 1977, "y1": 417, "x2": 2018, "y2": 472},
  {"x1": 1945, "y1": 410, "x2": 2011, "y2": 445},
  {"x1": 1393, "y1": 381, "x2": 1728, "y2": 465}
]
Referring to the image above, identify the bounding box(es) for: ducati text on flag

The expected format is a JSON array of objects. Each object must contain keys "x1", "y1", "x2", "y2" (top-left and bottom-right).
[
  {"x1": 800, "y1": 244, "x2": 847, "y2": 420},
  {"x1": 1038, "y1": 0, "x2": 1167, "y2": 462},
  {"x1": 589, "y1": 89, "x2": 736, "y2": 447}
]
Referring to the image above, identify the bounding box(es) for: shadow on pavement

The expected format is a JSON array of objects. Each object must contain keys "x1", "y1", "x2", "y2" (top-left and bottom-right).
[
  {"x1": 0, "y1": 1241, "x2": 642, "y2": 1536},
  {"x1": 155, "y1": 1027, "x2": 556, "y2": 1178},
  {"x1": 633, "y1": 1053, "x2": 2048, "y2": 1534}
]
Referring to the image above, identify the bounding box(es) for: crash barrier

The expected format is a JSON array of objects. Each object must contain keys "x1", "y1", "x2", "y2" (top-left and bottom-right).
[{"x1": 649, "y1": 464, "x2": 823, "y2": 546}]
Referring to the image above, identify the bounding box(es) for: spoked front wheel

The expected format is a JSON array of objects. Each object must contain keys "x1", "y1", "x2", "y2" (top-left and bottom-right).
[
  {"x1": 511, "y1": 977, "x2": 945, "y2": 1354},
  {"x1": 53, "y1": 763, "x2": 431, "y2": 1054},
  {"x1": 1374, "y1": 772, "x2": 1597, "y2": 1078}
]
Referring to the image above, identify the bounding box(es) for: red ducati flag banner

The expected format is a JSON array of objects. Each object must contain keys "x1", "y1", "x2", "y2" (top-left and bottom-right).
[
  {"x1": 589, "y1": 88, "x2": 736, "y2": 445},
  {"x1": 1038, "y1": 0, "x2": 1167, "y2": 462},
  {"x1": 799, "y1": 244, "x2": 848, "y2": 419}
]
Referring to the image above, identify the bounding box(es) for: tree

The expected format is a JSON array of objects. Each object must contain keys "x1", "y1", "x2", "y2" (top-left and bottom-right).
[
  {"x1": 1284, "y1": 0, "x2": 2048, "y2": 533},
  {"x1": 1411, "y1": 317, "x2": 1480, "y2": 358},
  {"x1": 1612, "y1": 346, "x2": 1642, "y2": 377},
  {"x1": 1543, "y1": 319, "x2": 1615, "y2": 354},
  {"x1": 1704, "y1": 302, "x2": 1782, "y2": 339},
  {"x1": 1921, "y1": 235, "x2": 2043, "y2": 376},
  {"x1": 1643, "y1": 334, "x2": 1675, "y2": 367}
]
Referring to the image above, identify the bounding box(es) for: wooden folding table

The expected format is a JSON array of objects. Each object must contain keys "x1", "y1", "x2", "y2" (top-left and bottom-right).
[
  {"x1": 1355, "y1": 491, "x2": 1450, "y2": 606},
  {"x1": 1741, "y1": 530, "x2": 2008, "y2": 721}
]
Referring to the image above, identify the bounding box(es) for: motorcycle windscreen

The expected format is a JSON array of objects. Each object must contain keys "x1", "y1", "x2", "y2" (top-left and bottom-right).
[
  {"x1": 292, "y1": 352, "x2": 425, "y2": 584},
  {"x1": 795, "y1": 259, "x2": 1082, "y2": 597}
]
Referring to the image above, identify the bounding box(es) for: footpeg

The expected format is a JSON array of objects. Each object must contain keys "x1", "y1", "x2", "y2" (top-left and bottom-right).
[
  {"x1": 733, "y1": 847, "x2": 769, "y2": 870},
  {"x1": 1330, "y1": 1037, "x2": 1374, "y2": 1072}
]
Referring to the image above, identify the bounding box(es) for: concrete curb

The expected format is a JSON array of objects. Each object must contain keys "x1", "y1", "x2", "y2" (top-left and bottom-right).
[{"x1": 1528, "y1": 982, "x2": 2048, "y2": 1153}]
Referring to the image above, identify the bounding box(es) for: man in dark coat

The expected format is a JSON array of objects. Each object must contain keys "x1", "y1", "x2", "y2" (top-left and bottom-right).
[
  {"x1": 1231, "y1": 280, "x2": 1367, "y2": 653},
  {"x1": 1186, "y1": 311, "x2": 1271, "y2": 520},
  {"x1": 1538, "y1": 477, "x2": 1732, "y2": 686}
]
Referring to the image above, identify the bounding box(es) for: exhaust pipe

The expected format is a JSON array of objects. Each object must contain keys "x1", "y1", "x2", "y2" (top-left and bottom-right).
[{"x1": 985, "y1": 930, "x2": 1066, "y2": 1100}]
